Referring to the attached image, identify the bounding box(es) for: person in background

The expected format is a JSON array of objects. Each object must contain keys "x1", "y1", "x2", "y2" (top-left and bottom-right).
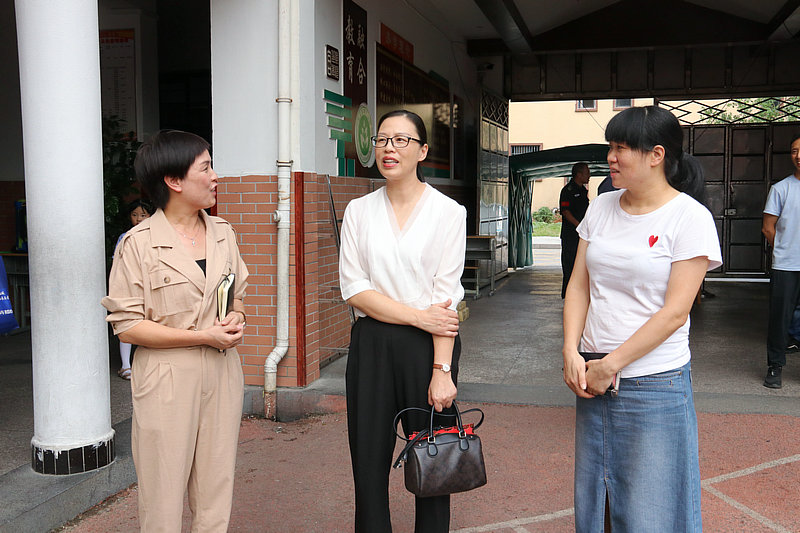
[
  {"x1": 597, "y1": 172, "x2": 618, "y2": 195},
  {"x1": 114, "y1": 199, "x2": 152, "y2": 380},
  {"x1": 102, "y1": 130, "x2": 249, "y2": 531},
  {"x1": 339, "y1": 109, "x2": 466, "y2": 533},
  {"x1": 559, "y1": 162, "x2": 590, "y2": 298},
  {"x1": 762, "y1": 133, "x2": 800, "y2": 388},
  {"x1": 563, "y1": 106, "x2": 722, "y2": 531},
  {"x1": 788, "y1": 305, "x2": 800, "y2": 354}
]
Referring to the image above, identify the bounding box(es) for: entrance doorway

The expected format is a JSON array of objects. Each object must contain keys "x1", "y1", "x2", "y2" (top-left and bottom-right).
[{"x1": 688, "y1": 122, "x2": 798, "y2": 275}]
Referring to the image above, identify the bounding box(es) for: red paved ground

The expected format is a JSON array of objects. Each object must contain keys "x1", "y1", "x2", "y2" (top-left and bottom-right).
[{"x1": 56, "y1": 403, "x2": 800, "y2": 533}]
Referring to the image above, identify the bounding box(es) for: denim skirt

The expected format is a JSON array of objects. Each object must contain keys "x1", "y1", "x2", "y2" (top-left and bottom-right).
[{"x1": 574, "y1": 362, "x2": 702, "y2": 532}]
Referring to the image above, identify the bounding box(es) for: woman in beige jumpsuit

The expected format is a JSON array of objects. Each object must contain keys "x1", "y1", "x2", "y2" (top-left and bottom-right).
[{"x1": 102, "y1": 130, "x2": 249, "y2": 532}]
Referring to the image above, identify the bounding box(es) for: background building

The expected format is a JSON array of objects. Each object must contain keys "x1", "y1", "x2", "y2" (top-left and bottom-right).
[{"x1": 509, "y1": 98, "x2": 655, "y2": 211}]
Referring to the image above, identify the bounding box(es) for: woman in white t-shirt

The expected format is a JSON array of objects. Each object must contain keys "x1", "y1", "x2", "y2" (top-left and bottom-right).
[
  {"x1": 562, "y1": 106, "x2": 722, "y2": 532},
  {"x1": 339, "y1": 109, "x2": 466, "y2": 533}
]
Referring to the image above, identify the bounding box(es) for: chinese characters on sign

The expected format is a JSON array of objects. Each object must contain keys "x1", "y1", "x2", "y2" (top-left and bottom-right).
[
  {"x1": 380, "y1": 23, "x2": 413, "y2": 64},
  {"x1": 344, "y1": 1, "x2": 367, "y2": 94},
  {"x1": 343, "y1": 0, "x2": 368, "y2": 173},
  {"x1": 375, "y1": 44, "x2": 451, "y2": 175},
  {"x1": 326, "y1": 45, "x2": 340, "y2": 81},
  {"x1": 100, "y1": 29, "x2": 137, "y2": 136}
]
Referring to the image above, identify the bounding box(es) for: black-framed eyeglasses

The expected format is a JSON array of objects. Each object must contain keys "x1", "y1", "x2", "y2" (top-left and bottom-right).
[{"x1": 370, "y1": 135, "x2": 422, "y2": 148}]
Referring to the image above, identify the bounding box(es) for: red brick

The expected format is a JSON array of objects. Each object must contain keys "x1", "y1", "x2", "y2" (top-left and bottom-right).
[
  {"x1": 244, "y1": 375, "x2": 263, "y2": 386},
  {"x1": 226, "y1": 203, "x2": 257, "y2": 213},
  {"x1": 224, "y1": 182, "x2": 257, "y2": 193}
]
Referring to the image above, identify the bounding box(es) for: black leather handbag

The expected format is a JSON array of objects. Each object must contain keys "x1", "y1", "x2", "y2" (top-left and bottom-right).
[{"x1": 392, "y1": 401, "x2": 487, "y2": 498}]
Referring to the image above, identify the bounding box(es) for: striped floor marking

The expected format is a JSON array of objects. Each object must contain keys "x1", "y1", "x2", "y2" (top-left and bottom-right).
[
  {"x1": 451, "y1": 508, "x2": 574, "y2": 533},
  {"x1": 450, "y1": 454, "x2": 800, "y2": 533},
  {"x1": 700, "y1": 453, "x2": 800, "y2": 533}
]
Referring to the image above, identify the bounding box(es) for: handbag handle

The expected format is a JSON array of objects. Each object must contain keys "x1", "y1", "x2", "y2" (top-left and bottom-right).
[
  {"x1": 392, "y1": 401, "x2": 485, "y2": 469},
  {"x1": 429, "y1": 400, "x2": 464, "y2": 441},
  {"x1": 392, "y1": 401, "x2": 484, "y2": 442}
]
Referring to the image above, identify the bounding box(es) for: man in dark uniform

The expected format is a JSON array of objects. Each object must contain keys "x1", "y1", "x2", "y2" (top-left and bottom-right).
[
  {"x1": 559, "y1": 162, "x2": 590, "y2": 298},
  {"x1": 597, "y1": 172, "x2": 618, "y2": 195}
]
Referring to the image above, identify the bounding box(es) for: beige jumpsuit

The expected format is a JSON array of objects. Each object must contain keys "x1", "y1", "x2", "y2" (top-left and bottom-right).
[{"x1": 102, "y1": 209, "x2": 249, "y2": 532}]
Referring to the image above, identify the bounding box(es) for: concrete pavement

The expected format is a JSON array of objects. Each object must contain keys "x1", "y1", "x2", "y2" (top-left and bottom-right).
[
  {"x1": 4, "y1": 259, "x2": 800, "y2": 531},
  {"x1": 54, "y1": 406, "x2": 800, "y2": 532},
  {"x1": 55, "y1": 268, "x2": 800, "y2": 532}
]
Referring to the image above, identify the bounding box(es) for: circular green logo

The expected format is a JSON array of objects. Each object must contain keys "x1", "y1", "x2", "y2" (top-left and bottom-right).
[{"x1": 355, "y1": 103, "x2": 373, "y2": 167}]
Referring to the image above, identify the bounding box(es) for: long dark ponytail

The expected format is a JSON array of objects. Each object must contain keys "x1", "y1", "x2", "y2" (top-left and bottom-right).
[
  {"x1": 605, "y1": 106, "x2": 704, "y2": 202},
  {"x1": 376, "y1": 109, "x2": 428, "y2": 182}
]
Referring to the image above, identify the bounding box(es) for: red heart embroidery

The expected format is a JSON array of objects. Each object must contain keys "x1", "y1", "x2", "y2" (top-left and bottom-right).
[{"x1": 649, "y1": 235, "x2": 658, "y2": 247}]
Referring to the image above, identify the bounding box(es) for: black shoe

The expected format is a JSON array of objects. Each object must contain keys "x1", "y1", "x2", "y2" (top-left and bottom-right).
[
  {"x1": 787, "y1": 338, "x2": 800, "y2": 354},
  {"x1": 763, "y1": 365, "x2": 782, "y2": 389}
]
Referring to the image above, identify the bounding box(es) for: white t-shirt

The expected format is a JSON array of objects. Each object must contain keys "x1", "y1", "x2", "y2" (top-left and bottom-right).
[
  {"x1": 577, "y1": 190, "x2": 722, "y2": 378},
  {"x1": 339, "y1": 184, "x2": 466, "y2": 317}
]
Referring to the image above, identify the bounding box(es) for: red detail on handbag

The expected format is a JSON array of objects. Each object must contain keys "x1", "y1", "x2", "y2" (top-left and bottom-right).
[
  {"x1": 649, "y1": 235, "x2": 658, "y2": 247},
  {"x1": 408, "y1": 424, "x2": 475, "y2": 441}
]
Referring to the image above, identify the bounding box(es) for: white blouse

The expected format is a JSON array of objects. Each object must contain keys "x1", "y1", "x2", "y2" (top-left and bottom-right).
[{"x1": 339, "y1": 184, "x2": 467, "y2": 318}]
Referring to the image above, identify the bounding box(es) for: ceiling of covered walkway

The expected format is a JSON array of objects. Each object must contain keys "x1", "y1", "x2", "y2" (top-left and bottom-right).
[{"x1": 411, "y1": 0, "x2": 800, "y2": 100}]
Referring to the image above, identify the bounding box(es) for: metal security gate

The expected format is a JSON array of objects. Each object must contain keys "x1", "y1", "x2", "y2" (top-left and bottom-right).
[
  {"x1": 685, "y1": 122, "x2": 799, "y2": 275},
  {"x1": 476, "y1": 91, "x2": 509, "y2": 283}
]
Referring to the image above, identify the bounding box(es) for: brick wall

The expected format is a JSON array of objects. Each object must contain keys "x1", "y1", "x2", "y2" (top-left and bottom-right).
[
  {"x1": 215, "y1": 174, "x2": 282, "y2": 386},
  {"x1": 0, "y1": 181, "x2": 26, "y2": 252},
  {"x1": 216, "y1": 172, "x2": 371, "y2": 388},
  {"x1": 312, "y1": 174, "x2": 372, "y2": 372}
]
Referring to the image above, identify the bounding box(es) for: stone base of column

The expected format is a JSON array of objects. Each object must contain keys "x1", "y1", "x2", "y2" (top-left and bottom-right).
[{"x1": 32, "y1": 434, "x2": 115, "y2": 475}]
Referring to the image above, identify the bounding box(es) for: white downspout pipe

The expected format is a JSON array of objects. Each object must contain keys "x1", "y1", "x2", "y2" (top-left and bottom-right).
[{"x1": 265, "y1": 0, "x2": 291, "y2": 416}]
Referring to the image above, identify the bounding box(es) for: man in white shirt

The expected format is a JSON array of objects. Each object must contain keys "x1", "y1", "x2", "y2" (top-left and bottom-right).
[{"x1": 762, "y1": 134, "x2": 800, "y2": 389}]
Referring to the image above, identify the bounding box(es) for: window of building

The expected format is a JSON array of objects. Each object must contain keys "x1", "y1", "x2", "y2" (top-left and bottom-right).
[
  {"x1": 510, "y1": 144, "x2": 542, "y2": 156},
  {"x1": 614, "y1": 98, "x2": 633, "y2": 109},
  {"x1": 576, "y1": 99, "x2": 597, "y2": 111}
]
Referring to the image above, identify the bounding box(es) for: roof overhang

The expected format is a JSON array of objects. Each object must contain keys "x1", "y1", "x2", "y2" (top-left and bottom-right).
[
  {"x1": 426, "y1": 0, "x2": 800, "y2": 99},
  {"x1": 510, "y1": 144, "x2": 610, "y2": 181}
]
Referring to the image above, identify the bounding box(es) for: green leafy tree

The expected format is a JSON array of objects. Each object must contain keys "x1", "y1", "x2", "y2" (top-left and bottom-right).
[
  {"x1": 532, "y1": 206, "x2": 555, "y2": 223},
  {"x1": 102, "y1": 116, "x2": 141, "y2": 268}
]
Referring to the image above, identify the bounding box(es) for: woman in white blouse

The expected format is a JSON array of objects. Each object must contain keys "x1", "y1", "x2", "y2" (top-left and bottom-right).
[{"x1": 339, "y1": 109, "x2": 467, "y2": 533}]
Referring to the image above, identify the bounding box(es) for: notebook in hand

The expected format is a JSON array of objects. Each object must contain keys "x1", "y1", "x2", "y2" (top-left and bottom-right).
[
  {"x1": 579, "y1": 352, "x2": 621, "y2": 396},
  {"x1": 217, "y1": 272, "x2": 235, "y2": 321}
]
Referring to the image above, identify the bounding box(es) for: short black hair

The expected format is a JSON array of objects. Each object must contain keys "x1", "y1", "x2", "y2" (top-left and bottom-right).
[
  {"x1": 125, "y1": 198, "x2": 153, "y2": 217},
  {"x1": 571, "y1": 162, "x2": 589, "y2": 179},
  {"x1": 376, "y1": 109, "x2": 428, "y2": 182},
  {"x1": 134, "y1": 130, "x2": 210, "y2": 209}
]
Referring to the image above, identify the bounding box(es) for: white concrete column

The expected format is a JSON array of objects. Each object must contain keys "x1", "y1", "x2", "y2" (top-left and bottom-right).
[{"x1": 15, "y1": 0, "x2": 114, "y2": 474}]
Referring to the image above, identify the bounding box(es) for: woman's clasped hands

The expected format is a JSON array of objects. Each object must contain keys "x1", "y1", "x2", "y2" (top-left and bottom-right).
[
  {"x1": 205, "y1": 311, "x2": 246, "y2": 351},
  {"x1": 563, "y1": 349, "x2": 617, "y2": 398}
]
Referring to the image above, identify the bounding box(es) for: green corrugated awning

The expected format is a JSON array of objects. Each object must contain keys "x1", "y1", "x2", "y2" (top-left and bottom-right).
[
  {"x1": 508, "y1": 143, "x2": 610, "y2": 268},
  {"x1": 510, "y1": 143, "x2": 609, "y2": 181}
]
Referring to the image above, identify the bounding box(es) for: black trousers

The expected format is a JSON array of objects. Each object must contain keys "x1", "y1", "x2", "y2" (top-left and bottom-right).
[
  {"x1": 561, "y1": 241, "x2": 578, "y2": 299},
  {"x1": 346, "y1": 317, "x2": 461, "y2": 533},
  {"x1": 767, "y1": 269, "x2": 800, "y2": 368}
]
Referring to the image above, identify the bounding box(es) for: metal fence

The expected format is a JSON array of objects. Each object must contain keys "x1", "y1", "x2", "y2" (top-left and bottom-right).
[{"x1": 658, "y1": 97, "x2": 800, "y2": 126}]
